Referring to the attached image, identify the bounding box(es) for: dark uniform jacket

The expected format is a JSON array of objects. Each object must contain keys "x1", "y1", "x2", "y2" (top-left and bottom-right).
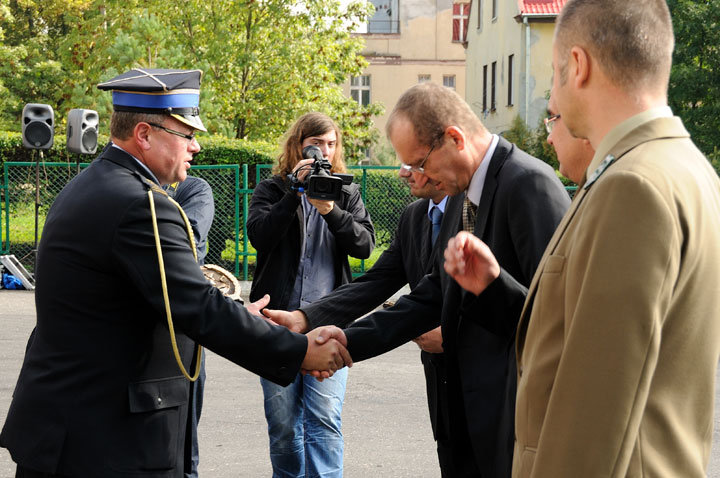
[
  {"x1": 342, "y1": 137, "x2": 571, "y2": 477},
  {"x1": 0, "y1": 145, "x2": 307, "y2": 477},
  {"x1": 247, "y1": 175, "x2": 375, "y2": 310}
]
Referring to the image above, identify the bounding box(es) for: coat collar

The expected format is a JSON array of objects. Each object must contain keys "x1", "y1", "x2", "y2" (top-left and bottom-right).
[{"x1": 99, "y1": 142, "x2": 160, "y2": 185}]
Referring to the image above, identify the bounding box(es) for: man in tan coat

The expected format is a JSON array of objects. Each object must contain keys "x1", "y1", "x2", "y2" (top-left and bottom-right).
[{"x1": 444, "y1": 0, "x2": 720, "y2": 476}]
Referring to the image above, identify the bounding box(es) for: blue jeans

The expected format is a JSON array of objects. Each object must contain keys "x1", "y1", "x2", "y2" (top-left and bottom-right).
[{"x1": 261, "y1": 367, "x2": 348, "y2": 478}]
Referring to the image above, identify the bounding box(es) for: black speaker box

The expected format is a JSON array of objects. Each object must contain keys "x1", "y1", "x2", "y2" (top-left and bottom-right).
[
  {"x1": 22, "y1": 103, "x2": 54, "y2": 150},
  {"x1": 67, "y1": 109, "x2": 99, "y2": 154}
]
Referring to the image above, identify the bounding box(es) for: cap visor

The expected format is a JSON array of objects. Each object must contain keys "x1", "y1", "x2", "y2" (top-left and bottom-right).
[{"x1": 171, "y1": 113, "x2": 207, "y2": 132}]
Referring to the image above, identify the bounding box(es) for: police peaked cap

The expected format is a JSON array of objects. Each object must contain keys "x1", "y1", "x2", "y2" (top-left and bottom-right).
[{"x1": 97, "y1": 68, "x2": 207, "y2": 132}]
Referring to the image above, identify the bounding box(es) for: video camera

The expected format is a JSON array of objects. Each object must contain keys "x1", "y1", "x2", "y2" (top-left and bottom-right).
[{"x1": 288, "y1": 145, "x2": 353, "y2": 201}]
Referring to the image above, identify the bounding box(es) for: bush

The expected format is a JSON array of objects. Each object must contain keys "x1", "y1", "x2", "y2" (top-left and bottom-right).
[
  {"x1": 191, "y1": 135, "x2": 276, "y2": 168},
  {"x1": 0, "y1": 130, "x2": 276, "y2": 177}
]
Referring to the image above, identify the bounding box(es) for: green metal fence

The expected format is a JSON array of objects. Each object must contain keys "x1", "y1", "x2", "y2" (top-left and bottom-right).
[{"x1": 1, "y1": 162, "x2": 416, "y2": 280}]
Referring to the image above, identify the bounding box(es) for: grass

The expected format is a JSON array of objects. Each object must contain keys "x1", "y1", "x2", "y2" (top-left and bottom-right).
[
  {"x1": 225, "y1": 236, "x2": 389, "y2": 276},
  {"x1": 6, "y1": 202, "x2": 45, "y2": 243},
  {"x1": 4, "y1": 201, "x2": 389, "y2": 278}
]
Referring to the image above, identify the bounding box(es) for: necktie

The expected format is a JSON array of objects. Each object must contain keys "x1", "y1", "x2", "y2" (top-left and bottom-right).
[
  {"x1": 430, "y1": 206, "x2": 443, "y2": 246},
  {"x1": 463, "y1": 196, "x2": 477, "y2": 233}
]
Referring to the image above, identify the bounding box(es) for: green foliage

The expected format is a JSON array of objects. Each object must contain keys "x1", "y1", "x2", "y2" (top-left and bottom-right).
[
  {"x1": 708, "y1": 147, "x2": 720, "y2": 176},
  {"x1": 667, "y1": 0, "x2": 720, "y2": 164},
  {"x1": 359, "y1": 168, "x2": 414, "y2": 246},
  {"x1": 0, "y1": 0, "x2": 382, "y2": 162},
  {"x1": 0, "y1": 130, "x2": 112, "y2": 168},
  {"x1": 191, "y1": 135, "x2": 276, "y2": 167},
  {"x1": 502, "y1": 115, "x2": 575, "y2": 186},
  {"x1": 0, "y1": 130, "x2": 274, "y2": 174}
]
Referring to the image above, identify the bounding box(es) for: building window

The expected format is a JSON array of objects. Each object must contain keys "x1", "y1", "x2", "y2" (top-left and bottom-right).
[
  {"x1": 452, "y1": 3, "x2": 471, "y2": 42},
  {"x1": 491, "y1": 61, "x2": 497, "y2": 111},
  {"x1": 507, "y1": 54, "x2": 514, "y2": 106},
  {"x1": 482, "y1": 65, "x2": 488, "y2": 112},
  {"x1": 477, "y1": 0, "x2": 483, "y2": 30},
  {"x1": 492, "y1": 0, "x2": 498, "y2": 20},
  {"x1": 418, "y1": 74, "x2": 431, "y2": 83},
  {"x1": 443, "y1": 75, "x2": 456, "y2": 90},
  {"x1": 350, "y1": 75, "x2": 371, "y2": 106},
  {"x1": 368, "y1": 0, "x2": 399, "y2": 33}
]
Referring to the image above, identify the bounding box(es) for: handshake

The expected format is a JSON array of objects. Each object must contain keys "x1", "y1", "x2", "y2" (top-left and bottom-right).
[{"x1": 248, "y1": 296, "x2": 351, "y2": 379}]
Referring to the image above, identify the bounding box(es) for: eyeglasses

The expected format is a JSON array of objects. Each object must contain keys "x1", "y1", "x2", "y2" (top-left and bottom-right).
[
  {"x1": 147, "y1": 122, "x2": 196, "y2": 142},
  {"x1": 544, "y1": 114, "x2": 561, "y2": 134},
  {"x1": 400, "y1": 140, "x2": 437, "y2": 174}
]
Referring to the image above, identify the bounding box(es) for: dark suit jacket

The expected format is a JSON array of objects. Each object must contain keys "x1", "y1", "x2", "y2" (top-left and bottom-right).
[
  {"x1": 343, "y1": 137, "x2": 571, "y2": 477},
  {"x1": 301, "y1": 197, "x2": 448, "y2": 438},
  {"x1": 0, "y1": 145, "x2": 307, "y2": 477}
]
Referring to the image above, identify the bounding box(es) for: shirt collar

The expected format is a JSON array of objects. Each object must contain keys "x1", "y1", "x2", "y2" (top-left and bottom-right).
[
  {"x1": 466, "y1": 133, "x2": 499, "y2": 206},
  {"x1": 587, "y1": 106, "x2": 673, "y2": 179},
  {"x1": 111, "y1": 143, "x2": 161, "y2": 185},
  {"x1": 427, "y1": 195, "x2": 449, "y2": 219}
]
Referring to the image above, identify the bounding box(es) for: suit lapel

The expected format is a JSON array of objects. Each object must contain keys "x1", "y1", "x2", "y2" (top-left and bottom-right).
[{"x1": 473, "y1": 137, "x2": 511, "y2": 239}]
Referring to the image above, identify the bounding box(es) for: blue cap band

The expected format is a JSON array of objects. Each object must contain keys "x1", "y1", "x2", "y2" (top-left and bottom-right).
[{"x1": 112, "y1": 91, "x2": 199, "y2": 110}]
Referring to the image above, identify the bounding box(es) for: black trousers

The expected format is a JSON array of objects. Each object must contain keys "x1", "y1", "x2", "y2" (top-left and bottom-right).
[{"x1": 422, "y1": 352, "x2": 482, "y2": 477}]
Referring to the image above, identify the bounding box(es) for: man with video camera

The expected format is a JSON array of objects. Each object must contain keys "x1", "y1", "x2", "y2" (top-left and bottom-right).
[{"x1": 247, "y1": 112, "x2": 375, "y2": 477}]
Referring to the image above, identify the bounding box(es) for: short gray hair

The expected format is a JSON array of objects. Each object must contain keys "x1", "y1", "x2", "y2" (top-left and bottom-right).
[
  {"x1": 386, "y1": 83, "x2": 487, "y2": 147},
  {"x1": 110, "y1": 111, "x2": 169, "y2": 140},
  {"x1": 555, "y1": 0, "x2": 674, "y2": 94}
]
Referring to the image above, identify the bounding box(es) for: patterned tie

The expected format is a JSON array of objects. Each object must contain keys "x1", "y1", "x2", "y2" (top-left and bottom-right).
[
  {"x1": 430, "y1": 206, "x2": 443, "y2": 246},
  {"x1": 463, "y1": 196, "x2": 477, "y2": 233}
]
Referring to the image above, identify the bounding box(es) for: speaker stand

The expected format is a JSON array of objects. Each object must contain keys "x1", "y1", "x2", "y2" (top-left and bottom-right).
[{"x1": 34, "y1": 150, "x2": 43, "y2": 265}]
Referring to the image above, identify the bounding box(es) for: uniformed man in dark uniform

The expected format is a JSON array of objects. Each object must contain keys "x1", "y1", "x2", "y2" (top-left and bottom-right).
[{"x1": 0, "y1": 68, "x2": 351, "y2": 478}]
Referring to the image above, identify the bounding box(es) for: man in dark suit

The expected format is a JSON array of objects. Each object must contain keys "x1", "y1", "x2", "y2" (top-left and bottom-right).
[
  {"x1": 303, "y1": 83, "x2": 570, "y2": 477},
  {"x1": 0, "y1": 69, "x2": 350, "y2": 478},
  {"x1": 266, "y1": 171, "x2": 454, "y2": 473}
]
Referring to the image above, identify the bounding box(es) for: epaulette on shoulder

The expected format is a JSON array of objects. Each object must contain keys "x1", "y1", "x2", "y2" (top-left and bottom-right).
[{"x1": 132, "y1": 170, "x2": 168, "y2": 197}]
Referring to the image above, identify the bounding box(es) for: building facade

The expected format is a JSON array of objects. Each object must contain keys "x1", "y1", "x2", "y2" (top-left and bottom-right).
[
  {"x1": 465, "y1": 0, "x2": 565, "y2": 134},
  {"x1": 344, "y1": 0, "x2": 468, "y2": 152}
]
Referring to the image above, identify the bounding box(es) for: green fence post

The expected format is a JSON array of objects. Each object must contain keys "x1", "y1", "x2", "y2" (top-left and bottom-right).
[
  {"x1": 1, "y1": 163, "x2": 8, "y2": 254},
  {"x1": 360, "y1": 166, "x2": 368, "y2": 274},
  {"x1": 242, "y1": 164, "x2": 249, "y2": 281}
]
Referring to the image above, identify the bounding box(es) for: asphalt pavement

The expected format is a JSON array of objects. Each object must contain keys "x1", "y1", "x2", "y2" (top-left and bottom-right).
[{"x1": 1, "y1": 290, "x2": 720, "y2": 477}]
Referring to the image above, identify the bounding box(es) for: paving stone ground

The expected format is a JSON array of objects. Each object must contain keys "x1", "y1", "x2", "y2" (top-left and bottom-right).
[{"x1": 1, "y1": 290, "x2": 719, "y2": 477}]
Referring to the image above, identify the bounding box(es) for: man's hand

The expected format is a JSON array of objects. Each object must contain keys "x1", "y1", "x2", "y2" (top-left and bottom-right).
[
  {"x1": 263, "y1": 309, "x2": 310, "y2": 333},
  {"x1": 308, "y1": 198, "x2": 334, "y2": 215},
  {"x1": 412, "y1": 326, "x2": 444, "y2": 354},
  {"x1": 444, "y1": 231, "x2": 500, "y2": 296},
  {"x1": 301, "y1": 326, "x2": 353, "y2": 380},
  {"x1": 246, "y1": 294, "x2": 270, "y2": 318}
]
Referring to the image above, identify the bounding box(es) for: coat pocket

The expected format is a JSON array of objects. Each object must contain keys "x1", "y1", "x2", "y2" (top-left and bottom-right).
[{"x1": 126, "y1": 376, "x2": 189, "y2": 471}]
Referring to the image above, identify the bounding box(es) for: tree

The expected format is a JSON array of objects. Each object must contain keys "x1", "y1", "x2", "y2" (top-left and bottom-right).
[
  {"x1": 159, "y1": 0, "x2": 382, "y2": 156},
  {"x1": 667, "y1": 0, "x2": 720, "y2": 171},
  {"x1": 0, "y1": 0, "x2": 383, "y2": 163},
  {"x1": 0, "y1": 0, "x2": 91, "y2": 129}
]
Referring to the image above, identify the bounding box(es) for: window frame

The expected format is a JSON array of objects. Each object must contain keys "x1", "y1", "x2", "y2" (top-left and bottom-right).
[
  {"x1": 350, "y1": 75, "x2": 371, "y2": 106},
  {"x1": 491, "y1": 61, "x2": 497, "y2": 111},
  {"x1": 507, "y1": 54, "x2": 514, "y2": 106}
]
